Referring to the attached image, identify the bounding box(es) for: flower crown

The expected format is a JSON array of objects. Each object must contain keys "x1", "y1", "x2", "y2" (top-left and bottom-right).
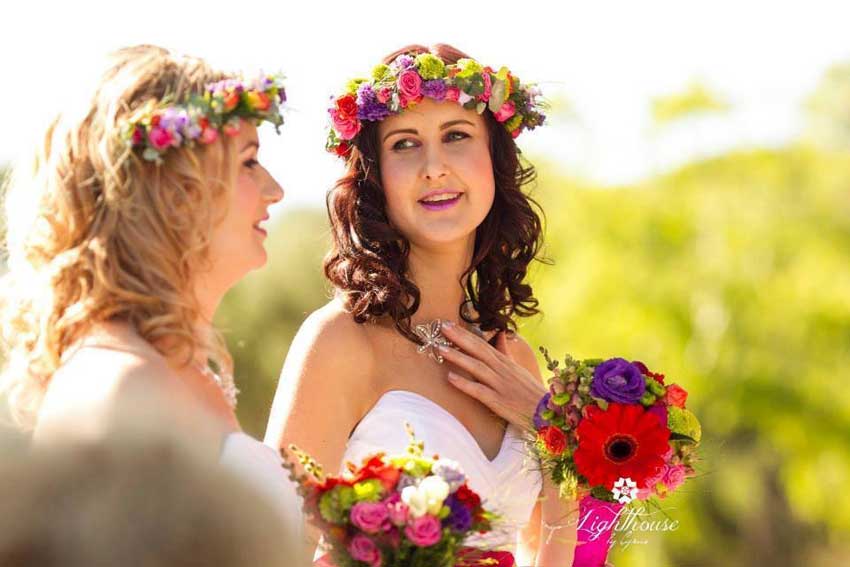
[
  {"x1": 124, "y1": 73, "x2": 287, "y2": 163},
  {"x1": 326, "y1": 53, "x2": 546, "y2": 157}
]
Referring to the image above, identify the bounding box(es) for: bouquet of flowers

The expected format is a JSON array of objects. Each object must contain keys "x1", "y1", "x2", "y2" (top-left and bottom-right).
[
  {"x1": 532, "y1": 350, "x2": 702, "y2": 566},
  {"x1": 282, "y1": 424, "x2": 506, "y2": 567}
]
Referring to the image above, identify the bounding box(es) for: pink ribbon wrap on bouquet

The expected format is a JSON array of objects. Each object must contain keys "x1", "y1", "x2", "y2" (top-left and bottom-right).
[{"x1": 571, "y1": 495, "x2": 624, "y2": 567}]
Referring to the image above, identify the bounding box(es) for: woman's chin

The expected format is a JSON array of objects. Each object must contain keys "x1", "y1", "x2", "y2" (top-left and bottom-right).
[{"x1": 411, "y1": 227, "x2": 477, "y2": 249}]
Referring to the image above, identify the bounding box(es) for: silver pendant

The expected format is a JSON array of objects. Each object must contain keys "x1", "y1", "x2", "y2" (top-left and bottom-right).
[{"x1": 413, "y1": 320, "x2": 454, "y2": 364}]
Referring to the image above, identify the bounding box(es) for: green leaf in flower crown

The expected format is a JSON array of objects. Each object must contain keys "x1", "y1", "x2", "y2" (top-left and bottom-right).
[
  {"x1": 142, "y1": 148, "x2": 161, "y2": 163},
  {"x1": 476, "y1": 101, "x2": 487, "y2": 114},
  {"x1": 457, "y1": 75, "x2": 484, "y2": 97},
  {"x1": 667, "y1": 406, "x2": 702, "y2": 443},
  {"x1": 489, "y1": 79, "x2": 507, "y2": 112}
]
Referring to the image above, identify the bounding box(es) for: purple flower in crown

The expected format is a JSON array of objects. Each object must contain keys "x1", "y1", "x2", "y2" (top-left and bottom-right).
[
  {"x1": 183, "y1": 122, "x2": 202, "y2": 140},
  {"x1": 159, "y1": 107, "x2": 189, "y2": 130},
  {"x1": 256, "y1": 76, "x2": 274, "y2": 91},
  {"x1": 390, "y1": 54, "x2": 415, "y2": 71},
  {"x1": 356, "y1": 83, "x2": 392, "y2": 122},
  {"x1": 421, "y1": 79, "x2": 447, "y2": 101},
  {"x1": 158, "y1": 107, "x2": 190, "y2": 143}
]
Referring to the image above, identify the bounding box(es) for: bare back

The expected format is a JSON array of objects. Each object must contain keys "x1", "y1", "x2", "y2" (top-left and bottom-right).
[{"x1": 34, "y1": 321, "x2": 234, "y2": 449}]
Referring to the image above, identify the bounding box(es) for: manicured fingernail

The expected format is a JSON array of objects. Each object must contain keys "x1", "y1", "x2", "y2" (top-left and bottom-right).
[
  {"x1": 441, "y1": 320, "x2": 454, "y2": 328},
  {"x1": 447, "y1": 371, "x2": 459, "y2": 381}
]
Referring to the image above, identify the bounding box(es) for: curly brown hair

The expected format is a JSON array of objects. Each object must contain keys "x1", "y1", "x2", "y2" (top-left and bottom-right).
[{"x1": 323, "y1": 43, "x2": 545, "y2": 345}]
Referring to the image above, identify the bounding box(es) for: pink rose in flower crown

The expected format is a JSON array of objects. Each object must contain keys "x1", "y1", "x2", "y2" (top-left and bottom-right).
[
  {"x1": 444, "y1": 86, "x2": 461, "y2": 103},
  {"x1": 331, "y1": 108, "x2": 361, "y2": 141},
  {"x1": 404, "y1": 515, "x2": 442, "y2": 547},
  {"x1": 481, "y1": 71, "x2": 492, "y2": 102},
  {"x1": 493, "y1": 101, "x2": 516, "y2": 123},
  {"x1": 376, "y1": 87, "x2": 392, "y2": 104},
  {"x1": 348, "y1": 534, "x2": 381, "y2": 567},
  {"x1": 148, "y1": 126, "x2": 174, "y2": 150},
  {"x1": 397, "y1": 69, "x2": 423, "y2": 108},
  {"x1": 350, "y1": 501, "x2": 390, "y2": 534}
]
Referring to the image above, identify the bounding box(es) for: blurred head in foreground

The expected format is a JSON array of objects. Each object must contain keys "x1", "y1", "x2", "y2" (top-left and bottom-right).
[{"x1": 0, "y1": 423, "x2": 293, "y2": 566}]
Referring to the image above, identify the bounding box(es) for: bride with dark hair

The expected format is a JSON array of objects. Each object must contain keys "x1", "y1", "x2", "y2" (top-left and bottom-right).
[{"x1": 267, "y1": 44, "x2": 578, "y2": 565}]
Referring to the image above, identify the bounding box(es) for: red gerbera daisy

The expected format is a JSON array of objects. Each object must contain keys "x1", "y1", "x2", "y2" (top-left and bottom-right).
[{"x1": 573, "y1": 403, "x2": 671, "y2": 489}]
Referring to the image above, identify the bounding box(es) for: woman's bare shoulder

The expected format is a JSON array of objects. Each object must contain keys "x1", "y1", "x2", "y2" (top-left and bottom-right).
[
  {"x1": 34, "y1": 324, "x2": 185, "y2": 441},
  {"x1": 265, "y1": 299, "x2": 376, "y2": 450},
  {"x1": 293, "y1": 298, "x2": 376, "y2": 371}
]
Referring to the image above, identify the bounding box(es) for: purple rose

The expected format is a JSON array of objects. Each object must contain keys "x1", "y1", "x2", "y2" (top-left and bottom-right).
[
  {"x1": 590, "y1": 358, "x2": 646, "y2": 403},
  {"x1": 533, "y1": 392, "x2": 552, "y2": 429},
  {"x1": 350, "y1": 501, "x2": 390, "y2": 534}
]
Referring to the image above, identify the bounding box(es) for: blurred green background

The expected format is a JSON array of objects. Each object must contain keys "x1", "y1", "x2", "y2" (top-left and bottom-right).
[{"x1": 3, "y1": 63, "x2": 849, "y2": 567}]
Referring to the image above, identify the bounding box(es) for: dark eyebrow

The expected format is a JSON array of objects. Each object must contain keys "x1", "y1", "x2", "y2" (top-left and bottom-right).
[
  {"x1": 382, "y1": 128, "x2": 417, "y2": 143},
  {"x1": 382, "y1": 119, "x2": 476, "y2": 143},
  {"x1": 241, "y1": 140, "x2": 259, "y2": 152},
  {"x1": 440, "y1": 119, "x2": 475, "y2": 130}
]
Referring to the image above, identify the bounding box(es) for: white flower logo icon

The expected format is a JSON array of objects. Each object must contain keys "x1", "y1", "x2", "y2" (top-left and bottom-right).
[{"x1": 612, "y1": 477, "x2": 638, "y2": 504}]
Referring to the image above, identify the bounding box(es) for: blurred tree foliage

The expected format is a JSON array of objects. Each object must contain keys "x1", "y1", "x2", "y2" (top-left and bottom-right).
[
  {"x1": 651, "y1": 81, "x2": 730, "y2": 126},
  {"x1": 805, "y1": 62, "x2": 850, "y2": 151}
]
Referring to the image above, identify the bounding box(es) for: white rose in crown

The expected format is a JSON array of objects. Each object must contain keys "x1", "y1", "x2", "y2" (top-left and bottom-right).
[{"x1": 401, "y1": 476, "x2": 450, "y2": 517}]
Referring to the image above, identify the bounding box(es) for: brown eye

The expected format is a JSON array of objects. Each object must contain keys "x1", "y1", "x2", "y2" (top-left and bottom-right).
[
  {"x1": 392, "y1": 138, "x2": 417, "y2": 151},
  {"x1": 444, "y1": 131, "x2": 470, "y2": 143},
  {"x1": 243, "y1": 158, "x2": 259, "y2": 169}
]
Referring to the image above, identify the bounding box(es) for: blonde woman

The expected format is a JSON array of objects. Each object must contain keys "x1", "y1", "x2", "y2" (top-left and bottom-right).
[{"x1": 0, "y1": 45, "x2": 304, "y2": 560}]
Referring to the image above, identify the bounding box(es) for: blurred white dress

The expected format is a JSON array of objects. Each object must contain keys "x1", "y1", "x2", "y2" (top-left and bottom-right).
[
  {"x1": 220, "y1": 432, "x2": 307, "y2": 565},
  {"x1": 339, "y1": 390, "x2": 542, "y2": 555}
]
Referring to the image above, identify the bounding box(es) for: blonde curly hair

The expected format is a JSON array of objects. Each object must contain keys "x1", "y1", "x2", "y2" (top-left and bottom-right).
[{"x1": 1, "y1": 45, "x2": 241, "y2": 429}]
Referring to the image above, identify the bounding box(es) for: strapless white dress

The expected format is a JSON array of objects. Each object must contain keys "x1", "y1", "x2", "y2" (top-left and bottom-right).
[
  {"x1": 220, "y1": 432, "x2": 307, "y2": 564},
  {"x1": 340, "y1": 390, "x2": 542, "y2": 554}
]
